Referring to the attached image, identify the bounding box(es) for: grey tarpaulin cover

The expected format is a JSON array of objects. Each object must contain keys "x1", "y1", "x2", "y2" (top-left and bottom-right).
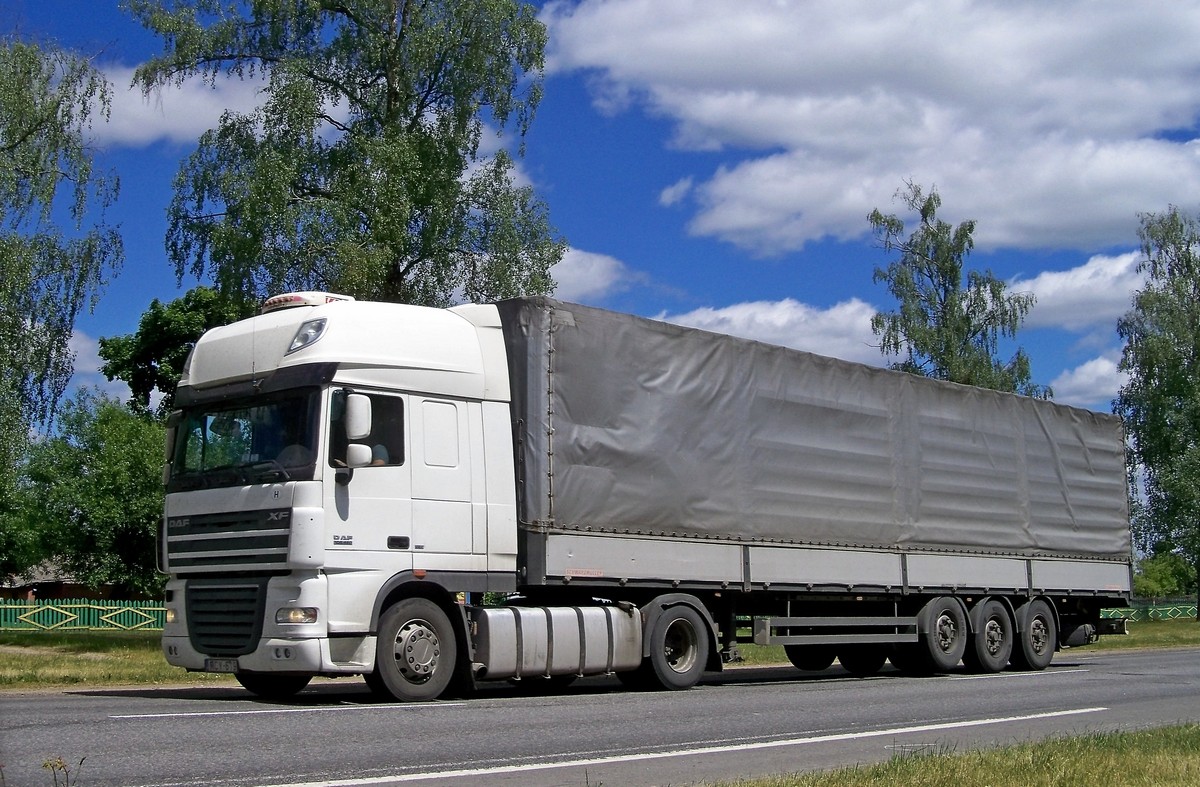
[{"x1": 495, "y1": 298, "x2": 1131, "y2": 560}]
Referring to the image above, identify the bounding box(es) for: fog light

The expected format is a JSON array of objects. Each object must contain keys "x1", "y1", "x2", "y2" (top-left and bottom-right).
[{"x1": 276, "y1": 607, "x2": 318, "y2": 624}]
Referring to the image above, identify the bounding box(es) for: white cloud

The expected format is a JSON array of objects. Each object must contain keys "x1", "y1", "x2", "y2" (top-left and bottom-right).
[
  {"x1": 543, "y1": 1, "x2": 1200, "y2": 254},
  {"x1": 94, "y1": 65, "x2": 266, "y2": 147},
  {"x1": 1049, "y1": 354, "x2": 1127, "y2": 411},
  {"x1": 659, "y1": 176, "x2": 693, "y2": 207},
  {"x1": 1016, "y1": 252, "x2": 1143, "y2": 331},
  {"x1": 551, "y1": 248, "x2": 640, "y2": 302},
  {"x1": 68, "y1": 331, "x2": 130, "y2": 401},
  {"x1": 659, "y1": 297, "x2": 881, "y2": 364}
]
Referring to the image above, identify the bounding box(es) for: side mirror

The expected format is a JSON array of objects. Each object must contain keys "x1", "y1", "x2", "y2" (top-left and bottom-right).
[
  {"x1": 344, "y1": 393, "x2": 372, "y2": 441},
  {"x1": 345, "y1": 443, "x2": 373, "y2": 468}
]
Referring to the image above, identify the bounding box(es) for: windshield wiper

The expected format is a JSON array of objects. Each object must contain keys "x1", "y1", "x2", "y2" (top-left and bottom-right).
[{"x1": 247, "y1": 460, "x2": 292, "y2": 483}]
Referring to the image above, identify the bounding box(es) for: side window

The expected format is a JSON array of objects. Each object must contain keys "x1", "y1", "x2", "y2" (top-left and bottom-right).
[
  {"x1": 422, "y1": 400, "x2": 459, "y2": 467},
  {"x1": 328, "y1": 391, "x2": 405, "y2": 467},
  {"x1": 367, "y1": 395, "x2": 404, "y2": 466}
]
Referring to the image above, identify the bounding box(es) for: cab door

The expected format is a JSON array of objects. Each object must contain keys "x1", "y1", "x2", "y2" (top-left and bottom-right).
[{"x1": 324, "y1": 391, "x2": 412, "y2": 560}]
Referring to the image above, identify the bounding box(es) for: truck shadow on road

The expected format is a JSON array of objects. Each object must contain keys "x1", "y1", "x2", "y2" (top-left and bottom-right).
[{"x1": 66, "y1": 661, "x2": 1091, "y2": 706}]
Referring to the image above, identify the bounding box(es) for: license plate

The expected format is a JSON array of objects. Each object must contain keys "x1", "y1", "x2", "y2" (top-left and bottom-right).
[{"x1": 205, "y1": 658, "x2": 239, "y2": 673}]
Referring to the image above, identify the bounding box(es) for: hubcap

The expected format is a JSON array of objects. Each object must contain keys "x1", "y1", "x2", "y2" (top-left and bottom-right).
[
  {"x1": 1029, "y1": 617, "x2": 1049, "y2": 655},
  {"x1": 984, "y1": 618, "x2": 1005, "y2": 656},
  {"x1": 393, "y1": 618, "x2": 440, "y2": 683},
  {"x1": 935, "y1": 613, "x2": 958, "y2": 653},
  {"x1": 663, "y1": 619, "x2": 698, "y2": 674}
]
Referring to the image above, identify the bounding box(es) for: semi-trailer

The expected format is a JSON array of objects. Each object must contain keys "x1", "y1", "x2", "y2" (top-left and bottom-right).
[{"x1": 160, "y1": 293, "x2": 1132, "y2": 700}]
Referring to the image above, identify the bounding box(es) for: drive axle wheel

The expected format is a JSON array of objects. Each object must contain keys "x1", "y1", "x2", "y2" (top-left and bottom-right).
[
  {"x1": 647, "y1": 605, "x2": 709, "y2": 690},
  {"x1": 374, "y1": 598, "x2": 457, "y2": 701}
]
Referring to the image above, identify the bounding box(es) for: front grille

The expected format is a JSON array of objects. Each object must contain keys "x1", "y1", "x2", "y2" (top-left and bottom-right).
[
  {"x1": 166, "y1": 509, "x2": 291, "y2": 574},
  {"x1": 186, "y1": 581, "x2": 267, "y2": 656}
]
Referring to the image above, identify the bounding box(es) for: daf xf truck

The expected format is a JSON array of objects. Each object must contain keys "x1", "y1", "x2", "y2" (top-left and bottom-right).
[{"x1": 160, "y1": 293, "x2": 1132, "y2": 700}]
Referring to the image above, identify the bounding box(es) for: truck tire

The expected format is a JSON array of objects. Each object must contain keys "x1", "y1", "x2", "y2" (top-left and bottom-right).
[
  {"x1": 837, "y1": 646, "x2": 887, "y2": 676},
  {"x1": 647, "y1": 604, "x2": 708, "y2": 690},
  {"x1": 1011, "y1": 599, "x2": 1056, "y2": 671},
  {"x1": 374, "y1": 598, "x2": 457, "y2": 701},
  {"x1": 963, "y1": 599, "x2": 1013, "y2": 673},
  {"x1": 235, "y1": 672, "x2": 311, "y2": 700},
  {"x1": 921, "y1": 597, "x2": 967, "y2": 672},
  {"x1": 784, "y1": 644, "x2": 836, "y2": 671}
]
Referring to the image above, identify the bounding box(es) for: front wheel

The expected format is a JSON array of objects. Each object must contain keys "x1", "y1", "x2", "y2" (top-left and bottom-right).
[
  {"x1": 373, "y1": 598, "x2": 457, "y2": 701},
  {"x1": 235, "y1": 672, "x2": 312, "y2": 700},
  {"x1": 647, "y1": 605, "x2": 709, "y2": 690}
]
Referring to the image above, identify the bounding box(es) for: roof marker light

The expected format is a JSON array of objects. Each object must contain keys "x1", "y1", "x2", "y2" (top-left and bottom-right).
[{"x1": 261, "y1": 291, "x2": 354, "y2": 314}]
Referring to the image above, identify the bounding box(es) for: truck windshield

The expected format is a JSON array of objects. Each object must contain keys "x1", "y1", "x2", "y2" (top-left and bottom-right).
[{"x1": 169, "y1": 390, "x2": 320, "y2": 491}]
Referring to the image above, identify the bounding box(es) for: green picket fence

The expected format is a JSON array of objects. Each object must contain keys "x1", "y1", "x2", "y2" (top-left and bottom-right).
[
  {"x1": 1101, "y1": 604, "x2": 1198, "y2": 622},
  {"x1": 0, "y1": 599, "x2": 165, "y2": 631}
]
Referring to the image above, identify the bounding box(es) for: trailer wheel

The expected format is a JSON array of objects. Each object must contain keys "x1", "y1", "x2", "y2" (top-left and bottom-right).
[
  {"x1": 964, "y1": 599, "x2": 1013, "y2": 673},
  {"x1": 837, "y1": 646, "x2": 887, "y2": 676},
  {"x1": 374, "y1": 598, "x2": 457, "y2": 701},
  {"x1": 235, "y1": 672, "x2": 311, "y2": 700},
  {"x1": 784, "y1": 645, "x2": 836, "y2": 671},
  {"x1": 1011, "y1": 599, "x2": 1056, "y2": 671},
  {"x1": 921, "y1": 597, "x2": 967, "y2": 671},
  {"x1": 647, "y1": 605, "x2": 708, "y2": 690}
]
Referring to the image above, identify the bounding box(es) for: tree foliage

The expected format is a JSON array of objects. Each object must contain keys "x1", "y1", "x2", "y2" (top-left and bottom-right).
[
  {"x1": 127, "y1": 0, "x2": 564, "y2": 307},
  {"x1": 1133, "y1": 552, "x2": 1197, "y2": 602},
  {"x1": 1116, "y1": 207, "x2": 1200, "y2": 613},
  {"x1": 99, "y1": 287, "x2": 253, "y2": 417},
  {"x1": 0, "y1": 39, "x2": 122, "y2": 483},
  {"x1": 869, "y1": 181, "x2": 1048, "y2": 398},
  {"x1": 0, "y1": 40, "x2": 123, "y2": 582},
  {"x1": 14, "y1": 390, "x2": 166, "y2": 597}
]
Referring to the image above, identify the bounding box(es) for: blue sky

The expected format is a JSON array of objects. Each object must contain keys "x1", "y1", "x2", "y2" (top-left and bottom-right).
[{"x1": 10, "y1": 1, "x2": 1200, "y2": 413}]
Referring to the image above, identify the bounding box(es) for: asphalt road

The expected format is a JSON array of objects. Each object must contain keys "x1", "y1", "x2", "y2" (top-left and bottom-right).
[{"x1": 2, "y1": 647, "x2": 1198, "y2": 787}]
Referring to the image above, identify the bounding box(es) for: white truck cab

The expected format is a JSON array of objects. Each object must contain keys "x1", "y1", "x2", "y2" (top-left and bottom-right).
[{"x1": 161, "y1": 292, "x2": 535, "y2": 697}]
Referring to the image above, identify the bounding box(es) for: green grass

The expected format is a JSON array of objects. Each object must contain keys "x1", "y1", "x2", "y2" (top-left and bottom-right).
[
  {"x1": 0, "y1": 630, "x2": 231, "y2": 689},
  {"x1": 1090, "y1": 617, "x2": 1200, "y2": 650},
  {"x1": 714, "y1": 724, "x2": 1200, "y2": 787}
]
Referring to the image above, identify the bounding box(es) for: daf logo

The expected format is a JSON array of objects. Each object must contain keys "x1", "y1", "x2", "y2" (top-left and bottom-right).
[
  {"x1": 267, "y1": 511, "x2": 291, "y2": 522},
  {"x1": 168, "y1": 517, "x2": 189, "y2": 528}
]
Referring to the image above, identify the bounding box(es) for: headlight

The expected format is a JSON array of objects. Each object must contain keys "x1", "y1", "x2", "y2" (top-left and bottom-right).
[
  {"x1": 165, "y1": 608, "x2": 177, "y2": 624},
  {"x1": 286, "y1": 319, "x2": 328, "y2": 354},
  {"x1": 276, "y1": 607, "x2": 319, "y2": 624}
]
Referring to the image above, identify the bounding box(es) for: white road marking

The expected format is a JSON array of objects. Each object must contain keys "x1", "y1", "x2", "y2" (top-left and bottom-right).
[{"x1": 251, "y1": 706, "x2": 1109, "y2": 787}]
